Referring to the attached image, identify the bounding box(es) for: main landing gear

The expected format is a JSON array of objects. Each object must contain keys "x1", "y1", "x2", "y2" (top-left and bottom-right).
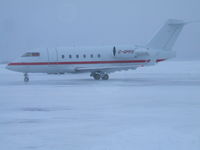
[
  {"x1": 90, "y1": 71, "x2": 109, "y2": 80},
  {"x1": 24, "y1": 73, "x2": 29, "y2": 82}
]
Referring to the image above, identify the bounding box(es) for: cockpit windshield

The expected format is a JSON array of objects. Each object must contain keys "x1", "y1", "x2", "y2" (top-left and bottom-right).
[{"x1": 22, "y1": 52, "x2": 40, "y2": 57}]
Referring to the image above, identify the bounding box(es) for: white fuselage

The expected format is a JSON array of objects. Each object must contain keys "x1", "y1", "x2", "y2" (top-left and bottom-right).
[{"x1": 6, "y1": 45, "x2": 174, "y2": 74}]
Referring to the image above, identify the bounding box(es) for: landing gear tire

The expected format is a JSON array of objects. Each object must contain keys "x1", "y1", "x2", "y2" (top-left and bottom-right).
[
  {"x1": 24, "y1": 73, "x2": 29, "y2": 82},
  {"x1": 24, "y1": 77, "x2": 29, "y2": 82},
  {"x1": 102, "y1": 74, "x2": 109, "y2": 80},
  {"x1": 93, "y1": 74, "x2": 101, "y2": 80},
  {"x1": 91, "y1": 71, "x2": 109, "y2": 80}
]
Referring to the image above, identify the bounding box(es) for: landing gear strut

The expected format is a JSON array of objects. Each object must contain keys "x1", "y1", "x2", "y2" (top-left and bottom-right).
[
  {"x1": 90, "y1": 71, "x2": 109, "y2": 80},
  {"x1": 24, "y1": 73, "x2": 29, "y2": 82}
]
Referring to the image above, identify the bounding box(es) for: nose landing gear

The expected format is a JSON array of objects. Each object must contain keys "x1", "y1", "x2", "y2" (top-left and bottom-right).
[
  {"x1": 24, "y1": 73, "x2": 29, "y2": 82},
  {"x1": 90, "y1": 71, "x2": 109, "y2": 80}
]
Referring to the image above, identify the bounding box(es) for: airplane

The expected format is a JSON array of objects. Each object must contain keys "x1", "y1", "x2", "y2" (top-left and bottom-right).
[{"x1": 6, "y1": 19, "x2": 188, "y2": 82}]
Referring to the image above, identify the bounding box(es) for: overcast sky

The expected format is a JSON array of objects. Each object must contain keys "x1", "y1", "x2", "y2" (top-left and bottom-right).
[{"x1": 0, "y1": 0, "x2": 200, "y2": 61}]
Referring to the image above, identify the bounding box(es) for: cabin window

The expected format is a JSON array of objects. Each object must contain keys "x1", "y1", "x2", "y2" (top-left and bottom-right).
[
  {"x1": 90, "y1": 54, "x2": 93, "y2": 58},
  {"x1": 22, "y1": 52, "x2": 40, "y2": 57},
  {"x1": 62, "y1": 55, "x2": 65, "y2": 59},
  {"x1": 83, "y1": 54, "x2": 86, "y2": 58},
  {"x1": 69, "y1": 55, "x2": 72, "y2": 58},
  {"x1": 97, "y1": 54, "x2": 101, "y2": 58},
  {"x1": 76, "y1": 54, "x2": 79, "y2": 58},
  {"x1": 32, "y1": 53, "x2": 40, "y2": 56}
]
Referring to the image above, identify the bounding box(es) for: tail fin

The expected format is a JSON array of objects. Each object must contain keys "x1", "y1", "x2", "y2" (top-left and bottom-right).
[{"x1": 146, "y1": 19, "x2": 186, "y2": 51}]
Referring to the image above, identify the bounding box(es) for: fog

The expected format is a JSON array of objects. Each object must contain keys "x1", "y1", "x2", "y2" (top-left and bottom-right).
[{"x1": 0, "y1": 0, "x2": 200, "y2": 62}]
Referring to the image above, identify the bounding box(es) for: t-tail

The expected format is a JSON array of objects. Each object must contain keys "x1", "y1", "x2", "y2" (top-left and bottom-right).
[
  {"x1": 145, "y1": 19, "x2": 187, "y2": 63},
  {"x1": 146, "y1": 19, "x2": 186, "y2": 51}
]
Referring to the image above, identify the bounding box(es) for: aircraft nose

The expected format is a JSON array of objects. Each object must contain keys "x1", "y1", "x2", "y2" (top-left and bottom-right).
[
  {"x1": 6, "y1": 63, "x2": 13, "y2": 71},
  {"x1": 6, "y1": 62, "x2": 25, "y2": 73},
  {"x1": 6, "y1": 63, "x2": 11, "y2": 70}
]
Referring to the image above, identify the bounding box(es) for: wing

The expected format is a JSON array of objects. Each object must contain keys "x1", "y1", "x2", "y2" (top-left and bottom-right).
[{"x1": 75, "y1": 65, "x2": 137, "y2": 73}]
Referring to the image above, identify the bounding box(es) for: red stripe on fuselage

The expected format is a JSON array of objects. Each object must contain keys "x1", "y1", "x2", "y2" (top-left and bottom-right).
[
  {"x1": 8, "y1": 59, "x2": 166, "y2": 66},
  {"x1": 156, "y1": 59, "x2": 166, "y2": 62}
]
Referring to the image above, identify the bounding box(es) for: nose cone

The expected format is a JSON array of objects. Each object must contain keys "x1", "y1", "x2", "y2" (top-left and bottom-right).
[
  {"x1": 6, "y1": 62, "x2": 26, "y2": 73},
  {"x1": 6, "y1": 63, "x2": 17, "y2": 72},
  {"x1": 6, "y1": 63, "x2": 12, "y2": 70}
]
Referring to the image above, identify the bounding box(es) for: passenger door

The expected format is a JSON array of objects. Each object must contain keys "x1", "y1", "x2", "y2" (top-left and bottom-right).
[{"x1": 47, "y1": 48, "x2": 59, "y2": 73}]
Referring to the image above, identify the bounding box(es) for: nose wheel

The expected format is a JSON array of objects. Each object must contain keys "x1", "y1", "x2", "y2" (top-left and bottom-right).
[
  {"x1": 24, "y1": 73, "x2": 29, "y2": 82},
  {"x1": 90, "y1": 71, "x2": 109, "y2": 80}
]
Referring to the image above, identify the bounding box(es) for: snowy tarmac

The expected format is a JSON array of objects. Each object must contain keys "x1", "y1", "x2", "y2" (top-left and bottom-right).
[{"x1": 0, "y1": 61, "x2": 200, "y2": 150}]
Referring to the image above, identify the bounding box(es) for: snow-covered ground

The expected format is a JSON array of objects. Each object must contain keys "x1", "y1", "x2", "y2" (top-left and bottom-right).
[{"x1": 0, "y1": 61, "x2": 200, "y2": 150}]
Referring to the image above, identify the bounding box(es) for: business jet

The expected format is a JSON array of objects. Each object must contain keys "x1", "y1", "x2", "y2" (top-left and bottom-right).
[{"x1": 6, "y1": 19, "x2": 188, "y2": 82}]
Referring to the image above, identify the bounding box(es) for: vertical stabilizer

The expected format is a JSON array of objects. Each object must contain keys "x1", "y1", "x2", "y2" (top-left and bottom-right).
[{"x1": 146, "y1": 19, "x2": 186, "y2": 51}]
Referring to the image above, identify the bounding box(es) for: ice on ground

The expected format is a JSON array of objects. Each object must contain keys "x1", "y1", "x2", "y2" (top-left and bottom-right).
[{"x1": 0, "y1": 61, "x2": 200, "y2": 150}]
